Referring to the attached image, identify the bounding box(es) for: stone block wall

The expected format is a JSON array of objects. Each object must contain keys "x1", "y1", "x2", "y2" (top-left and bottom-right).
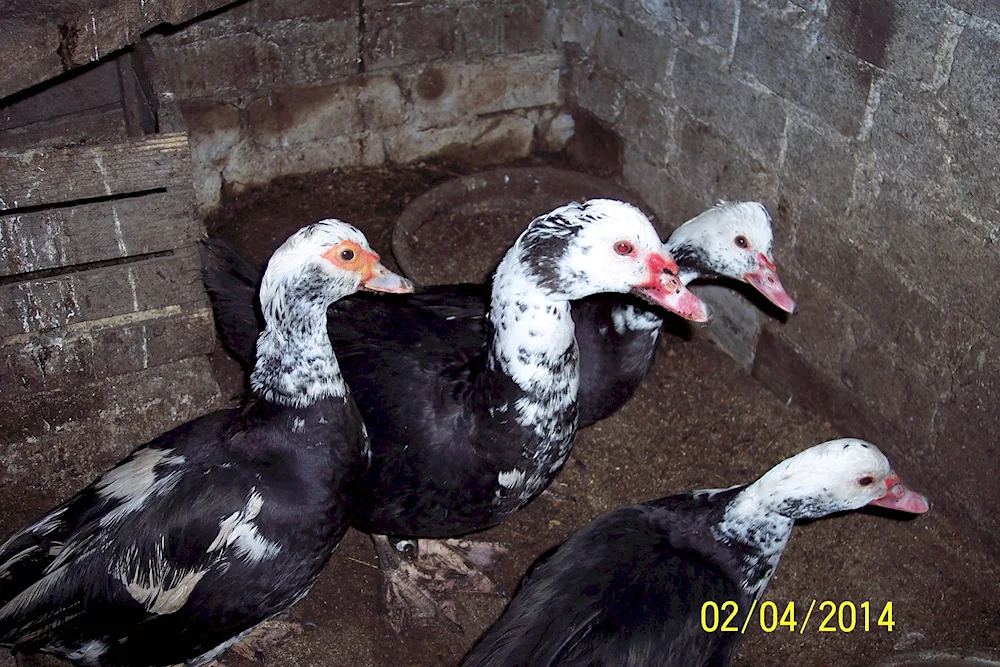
[
  {"x1": 148, "y1": 0, "x2": 568, "y2": 212},
  {"x1": 564, "y1": 0, "x2": 1000, "y2": 551}
]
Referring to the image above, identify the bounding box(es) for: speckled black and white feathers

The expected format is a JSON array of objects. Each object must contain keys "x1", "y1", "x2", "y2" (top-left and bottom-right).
[
  {"x1": 0, "y1": 220, "x2": 379, "y2": 666},
  {"x1": 463, "y1": 439, "x2": 915, "y2": 667},
  {"x1": 668, "y1": 201, "x2": 774, "y2": 283},
  {"x1": 0, "y1": 401, "x2": 367, "y2": 666}
]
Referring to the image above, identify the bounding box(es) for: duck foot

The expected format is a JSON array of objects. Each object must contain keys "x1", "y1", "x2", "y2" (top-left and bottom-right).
[
  {"x1": 220, "y1": 615, "x2": 312, "y2": 666},
  {"x1": 372, "y1": 535, "x2": 509, "y2": 635},
  {"x1": 540, "y1": 481, "x2": 576, "y2": 503}
]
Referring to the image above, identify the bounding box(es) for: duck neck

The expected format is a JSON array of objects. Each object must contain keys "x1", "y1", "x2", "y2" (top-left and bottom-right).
[
  {"x1": 666, "y1": 239, "x2": 711, "y2": 285},
  {"x1": 251, "y1": 268, "x2": 347, "y2": 408},
  {"x1": 711, "y1": 481, "x2": 796, "y2": 599},
  {"x1": 487, "y1": 250, "x2": 579, "y2": 406},
  {"x1": 479, "y1": 250, "x2": 580, "y2": 497}
]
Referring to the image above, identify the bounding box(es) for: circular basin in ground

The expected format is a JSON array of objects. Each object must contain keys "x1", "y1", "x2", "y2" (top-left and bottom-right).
[{"x1": 391, "y1": 166, "x2": 653, "y2": 285}]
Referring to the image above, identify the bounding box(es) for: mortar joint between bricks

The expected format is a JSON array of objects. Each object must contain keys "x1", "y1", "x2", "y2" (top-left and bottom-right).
[
  {"x1": 855, "y1": 74, "x2": 883, "y2": 143},
  {"x1": 726, "y1": 0, "x2": 741, "y2": 67}
]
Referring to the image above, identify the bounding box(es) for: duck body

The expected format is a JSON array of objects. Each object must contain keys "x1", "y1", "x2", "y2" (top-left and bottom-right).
[
  {"x1": 463, "y1": 439, "x2": 930, "y2": 667},
  {"x1": 0, "y1": 221, "x2": 411, "y2": 666},
  {"x1": 463, "y1": 491, "x2": 750, "y2": 667},
  {"x1": 0, "y1": 398, "x2": 364, "y2": 666}
]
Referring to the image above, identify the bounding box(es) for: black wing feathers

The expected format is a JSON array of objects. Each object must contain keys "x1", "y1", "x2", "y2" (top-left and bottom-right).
[{"x1": 464, "y1": 502, "x2": 749, "y2": 667}]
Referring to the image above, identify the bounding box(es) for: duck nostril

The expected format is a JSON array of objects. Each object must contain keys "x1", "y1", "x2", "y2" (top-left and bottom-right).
[{"x1": 767, "y1": 276, "x2": 775, "y2": 285}]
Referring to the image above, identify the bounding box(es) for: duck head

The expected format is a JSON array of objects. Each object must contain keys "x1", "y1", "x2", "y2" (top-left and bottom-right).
[
  {"x1": 514, "y1": 199, "x2": 712, "y2": 323},
  {"x1": 259, "y1": 219, "x2": 413, "y2": 317},
  {"x1": 751, "y1": 438, "x2": 930, "y2": 519},
  {"x1": 252, "y1": 220, "x2": 413, "y2": 407},
  {"x1": 668, "y1": 201, "x2": 796, "y2": 314}
]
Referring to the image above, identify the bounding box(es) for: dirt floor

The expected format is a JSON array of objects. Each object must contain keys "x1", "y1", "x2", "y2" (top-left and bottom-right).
[{"x1": 3, "y1": 160, "x2": 998, "y2": 667}]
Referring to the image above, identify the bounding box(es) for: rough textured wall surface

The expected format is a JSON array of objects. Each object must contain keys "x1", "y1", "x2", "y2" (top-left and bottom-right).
[
  {"x1": 564, "y1": 0, "x2": 1000, "y2": 552},
  {"x1": 148, "y1": 0, "x2": 569, "y2": 212}
]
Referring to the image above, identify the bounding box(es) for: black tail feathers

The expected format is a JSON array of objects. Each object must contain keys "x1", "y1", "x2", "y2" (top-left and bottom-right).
[{"x1": 199, "y1": 238, "x2": 264, "y2": 369}]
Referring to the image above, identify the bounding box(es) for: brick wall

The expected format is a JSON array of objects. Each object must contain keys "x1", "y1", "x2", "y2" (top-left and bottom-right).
[
  {"x1": 149, "y1": 0, "x2": 569, "y2": 212},
  {"x1": 565, "y1": 0, "x2": 1000, "y2": 551}
]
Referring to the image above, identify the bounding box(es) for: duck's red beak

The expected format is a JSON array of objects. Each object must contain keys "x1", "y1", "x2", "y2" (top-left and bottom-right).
[
  {"x1": 744, "y1": 253, "x2": 796, "y2": 314},
  {"x1": 868, "y1": 472, "x2": 930, "y2": 514},
  {"x1": 632, "y1": 252, "x2": 713, "y2": 324}
]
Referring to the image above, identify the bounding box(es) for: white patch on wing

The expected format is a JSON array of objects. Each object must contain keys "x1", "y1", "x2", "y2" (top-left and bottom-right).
[
  {"x1": 612, "y1": 304, "x2": 662, "y2": 333},
  {"x1": 44, "y1": 532, "x2": 99, "y2": 575},
  {"x1": 497, "y1": 469, "x2": 525, "y2": 489},
  {"x1": 112, "y1": 539, "x2": 208, "y2": 615},
  {"x1": 291, "y1": 417, "x2": 306, "y2": 433},
  {"x1": 208, "y1": 488, "x2": 282, "y2": 564},
  {"x1": 64, "y1": 639, "x2": 107, "y2": 663},
  {"x1": 692, "y1": 484, "x2": 744, "y2": 498},
  {"x1": 192, "y1": 620, "x2": 261, "y2": 665},
  {"x1": 96, "y1": 448, "x2": 186, "y2": 525}
]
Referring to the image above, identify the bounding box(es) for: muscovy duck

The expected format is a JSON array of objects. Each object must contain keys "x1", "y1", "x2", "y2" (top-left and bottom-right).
[
  {"x1": 205, "y1": 199, "x2": 711, "y2": 631},
  {"x1": 0, "y1": 221, "x2": 411, "y2": 665},
  {"x1": 202, "y1": 200, "x2": 794, "y2": 429},
  {"x1": 463, "y1": 439, "x2": 929, "y2": 667}
]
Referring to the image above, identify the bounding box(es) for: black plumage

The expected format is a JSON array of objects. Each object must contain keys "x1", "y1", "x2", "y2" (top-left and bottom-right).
[
  {"x1": 0, "y1": 220, "x2": 409, "y2": 666},
  {"x1": 463, "y1": 494, "x2": 749, "y2": 667},
  {"x1": 462, "y1": 439, "x2": 930, "y2": 667},
  {"x1": 199, "y1": 201, "x2": 797, "y2": 629}
]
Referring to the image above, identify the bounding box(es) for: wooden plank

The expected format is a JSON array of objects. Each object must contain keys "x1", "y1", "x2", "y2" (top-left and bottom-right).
[
  {"x1": 0, "y1": 245, "x2": 207, "y2": 338},
  {"x1": 0, "y1": 103, "x2": 127, "y2": 151},
  {"x1": 117, "y1": 49, "x2": 158, "y2": 136},
  {"x1": 0, "y1": 190, "x2": 200, "y2": 277},
  {"x1": 0, "y1": 356, "x2": 223, "y2": 500},
  {"x1": 0, "y1": 0, "x2": 240, "y2": 101},
  {"x1": 0, "y1": 132, "x2": 192, "y2": 211},
  {"x1": 2, "y1": 306, "x2": 215, "y2": 395},
  {"x1": 140, "y1": 34, "x2": 186, "y2": 134},
  {"x1": 0, "y1": 60, "x2": 121, "y2": 131}
]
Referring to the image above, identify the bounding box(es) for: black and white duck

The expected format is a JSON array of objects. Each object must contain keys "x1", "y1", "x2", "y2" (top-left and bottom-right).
[
  {"x1": 204, "y1": 199, "x2": 711, "y2": 631},
  {"x1": 203, "y1": 200, "x2": 793, "y2": 429},
  {"x1": 463, "y1": 438, "x2": 929, "y2": 667},
  {"x1": 0, "y1": 221, "x2": 412, "y2": 666}
]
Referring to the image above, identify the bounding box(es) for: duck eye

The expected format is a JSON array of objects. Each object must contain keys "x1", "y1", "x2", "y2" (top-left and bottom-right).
[
  {"x1": 339, "y1": 248, "x2": 356, "y2": 262},
  {"x1": 735, "y1": 235, "x2": 749, "y2": 249},
  {"x1": 858, "y1": 476, "x2": 875, "y2": 487},
  {"x1": 614, "y1": 241, "x2": 634, "y2": 255}
]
